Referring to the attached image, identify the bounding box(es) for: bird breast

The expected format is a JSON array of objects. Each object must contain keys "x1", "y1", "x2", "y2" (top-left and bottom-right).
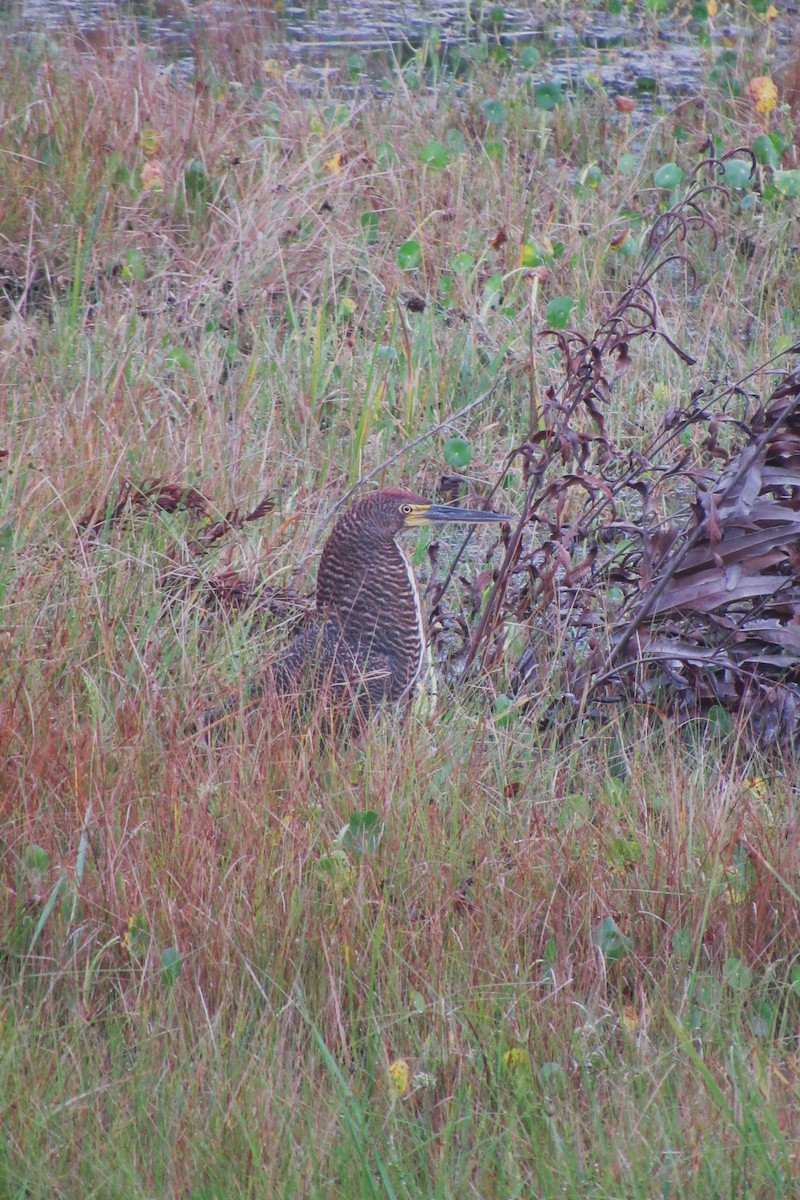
[{"x1": 316, "y1": 532, "x2": 428, "y2": 700}]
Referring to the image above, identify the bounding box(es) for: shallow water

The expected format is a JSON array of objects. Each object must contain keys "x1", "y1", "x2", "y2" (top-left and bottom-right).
[{"x1": 0, "y1": 0, "x2": 795, "y2": 99}]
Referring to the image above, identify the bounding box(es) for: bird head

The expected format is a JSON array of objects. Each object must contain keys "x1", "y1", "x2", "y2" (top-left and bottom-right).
[{"x1": 356, "y1": 488, "x2": 514, "y2": 536}]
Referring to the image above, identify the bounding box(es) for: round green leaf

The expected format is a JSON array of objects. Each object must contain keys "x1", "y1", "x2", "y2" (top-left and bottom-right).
[
  {"x1": 443, "y1": 436, "x2": 473, "y2": 468},
  {"x1": 723, "y1": 158, "x2": 752, "y2": 190},
  {"x1": 124, "y1": 913, "x2": 150, "y2": 959},
  {"x1": 775, "y1": 170, "x2": 800, "y2": 198},
  {"x1": 263, "y1": 100, "x2": 281, "y2": 127},
  {"x1": 449, "y1": 251, "x2": 473, "y2": 274},
  {"x1": 519, "y1": 45, "x2": 540, "y2": 68},
  {"x1": 337, "y1": 810, "x2": 383, "y2": 856},
  {"x1": 493, "y1": 694, "x2": 515, "y2": 726},
  {"x1": 466, "y1": 42, "x2": 488, "y2": 64},
  {"x1": 165, "y1": 346, "x2": 192, "y2": 370},
  {"x1": 184, "y1": 159, "x2": 209, "y2": 199},
  {"x1": 723, "y1": 957, "x2": 753, "y2": 990},
  {"x1": 419, "y1": 140, "x2": 449, "y2": 169},
  {"x1": 539, "y1": 1061, "x2": 565, "y2": 1086},
  {"x1": 706, "y1": 704, "x2": 732, "y2": 735},
  {"x1": 123, "y1": 248, "x2": 146, "y2": 281},
  {"x1": 635, "y1": 74, "x2": 657, "y2": 94},
  {"x1": 592, "y1": 916, "x2": 632, "y2": 963},
  {"x1": 25, "y1": 845, "x2": 50, "y2": 873},
  {"x1": 482, "y1": 272, "x2": 504, "y2": 304},
  {"x1": 617, "y1": 152, "x2": 637, "y2": 175},
  {"x1": 347, "y1": 52, "x2": 366, "y2": 78},
  {"x1": 360, "y1": 211, "x2": 378, "y2": 243},
  {"x1": 653, "y1": 162, "x2": 683, "y2": 189},
  {"x1": 748, "y1": 1000, "x2": 774, "y2": 1038},
  {"x1": 322, "y1": 103, "x2": 349, "y2": 127},
  {"x1": 446, "y1": 128, "x2": 467, "y2": 155},
  {"x1": 396, "y1": 240, "x2": 422, "y2": 270},
  {"x1": 520, "y1": 242, "x2": 545, "y2": 267},
  {"x1": 534, "y1": 81, "x2": 561, "y2": 110},
  {"x1": 161, "y1": 947, "x2": 182, "y2": 986},
  {"x1": 483, "y1": 99, "x2": 506, "y2": 125},
  {"x1": 769, "y1": 130, "x2": 787, "y2": 155},
  {"x1": 545, "y1": 295, "x2": 573, "y2": 329},
  {"x1": 583, "y1": 163, "x2": 602, "y2": 188},
  {"x1": 751, "y1": 134, "x2": 778, "y2": 167}
]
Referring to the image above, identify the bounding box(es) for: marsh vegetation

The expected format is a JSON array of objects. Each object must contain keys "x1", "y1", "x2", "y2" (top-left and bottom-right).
[{"x1": 1, "y1": 4, "x2": 800, "y2": 1195}]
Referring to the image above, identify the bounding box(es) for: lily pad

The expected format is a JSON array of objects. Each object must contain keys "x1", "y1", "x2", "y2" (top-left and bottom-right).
[
  {"x1": 443, "y1": 436, "x2": 472, "y2": 468},
  {"x1": 545, "y1": 295, "x2": 573, "y2": 329},
  {"x1": 775, "y1": 170, "x2": 800, "y2": 199},
  {"x1": 534, "y1": 81, "x2": 561, "y2": 110},
  {"x1": 592, "y1": 916, "x2": 632, "y2": 963},
  {"x1": 419, "y1": 140, "x2": 449, "y2": 170},
  {"x1": 653, "y1": 162, "x2": 683, "y2": 189},
  {"x1": 483, "y1": 99, "x2": 506, "y2": 126},
  {"x1": 396, "y1": 240, "x2": 422, "y2": 270},
  {"x1": 723, "y1": 158, "x2": 752, "y2": 190}
]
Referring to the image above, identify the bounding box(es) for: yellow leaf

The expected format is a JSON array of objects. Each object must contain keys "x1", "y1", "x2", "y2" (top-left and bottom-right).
[
  {"x1": 263, "y1": 59, "x2": 282, "y2": 77},
  {"x1": 138, "y1": 127, "x2": 162, "y2": 157},
  {"x1": 621, "y1": 999, "x2": 650, "y2": 1034},
  {"x1": 323, "y1": 152, "x2": 343, "y2": 174},
  {"x1": 389, "y1": 1058, "x2": 410, "y2": 1096},
  {"x1": 502, "y1": 1047, "x2": 529, "y2": 1070},
  {"x1": 765, "y1": 4, "x2": 778, "y2": 17},
  {"x1": 706, "y1": 0, "x2": 718, "y2": 14},
  {"x1": 745, "y1": 775, "x2": 768, "y2": 800},
  {"x1": 747, "y1": 75, "x2": 778, "y2": 115},
  {"x1": 141, "y1": 160, "x2": 165, "y2": 192}
]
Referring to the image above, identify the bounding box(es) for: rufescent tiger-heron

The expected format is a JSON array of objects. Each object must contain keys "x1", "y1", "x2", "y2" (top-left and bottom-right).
[{"x1": 204, "y1": 487, "x2": 513, "y2": 728}]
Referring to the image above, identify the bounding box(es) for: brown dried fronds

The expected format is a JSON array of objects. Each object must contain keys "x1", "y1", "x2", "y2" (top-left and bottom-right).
[
  {"x1": 189, "y1": 493, "x2": 276, "y2": 551},
  {"x1": 602, "y1": 364, "x2": 800, "y2": 749},
  {"x1": 77, "y1": 478, "x2": 212, "y2": 541},
  {"x1": 77, "y1": 479, "x2": 276, "y2": 557}
]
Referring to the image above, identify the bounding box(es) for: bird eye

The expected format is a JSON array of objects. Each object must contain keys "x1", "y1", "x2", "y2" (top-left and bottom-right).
[{"x1": 400, "y1": 503, "x2": 413, "y2": 515}]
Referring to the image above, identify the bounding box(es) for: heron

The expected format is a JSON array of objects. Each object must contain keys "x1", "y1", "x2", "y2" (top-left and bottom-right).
[{"x1": 202, "y1": 487, "x2": 512, "y2": 728}]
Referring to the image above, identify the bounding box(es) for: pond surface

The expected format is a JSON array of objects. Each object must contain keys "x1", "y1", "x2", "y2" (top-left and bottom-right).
[{"x1": 0, "y1": 0, "x2": 796, "y2": 100}]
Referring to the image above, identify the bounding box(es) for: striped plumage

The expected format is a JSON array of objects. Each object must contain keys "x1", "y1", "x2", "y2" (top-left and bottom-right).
[
  {"x1": 314, "y1": 489, "x2": 429, "y2": 702},
  {"x1": 201, "y1": 487, "x2": 511, "y2": 729}
]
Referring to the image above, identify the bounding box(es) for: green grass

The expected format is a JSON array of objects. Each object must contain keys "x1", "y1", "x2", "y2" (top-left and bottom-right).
[{"x1": 2, "y1": 9, "x2": 800, "y2": 1197}]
